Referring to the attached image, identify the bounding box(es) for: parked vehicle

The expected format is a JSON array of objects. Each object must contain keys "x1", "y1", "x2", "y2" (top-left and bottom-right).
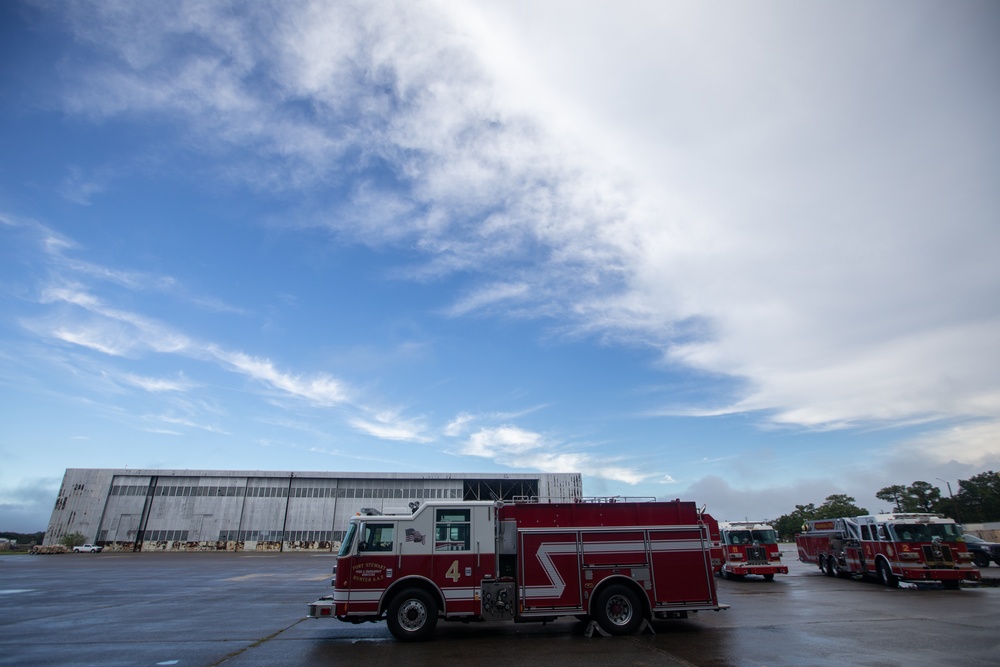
[
  {"x1": 963, "y1": 534, "x2": 1000, "y2": 568},
  {"x1": 796, "y1": 513, "x2": 981, "y2": 589},
  {"x1": 309, "y1": 498, "x2": 728, "y2": 640},
  {"x1": 73, "y1": 544, "x2": 102, "y2": 553},
  {"x1": 717, "y1": 521, "x2": 788, "y2": 580}
]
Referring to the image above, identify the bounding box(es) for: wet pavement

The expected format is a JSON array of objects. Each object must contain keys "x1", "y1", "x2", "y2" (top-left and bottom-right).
[{"x1": 1, "y1": 549, "x2": 997, "y2": 666}]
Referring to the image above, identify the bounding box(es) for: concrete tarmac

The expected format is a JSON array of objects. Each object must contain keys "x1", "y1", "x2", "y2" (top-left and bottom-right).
[{"x1": 1, "y1": 549, "x2": 997, "y2": 666}]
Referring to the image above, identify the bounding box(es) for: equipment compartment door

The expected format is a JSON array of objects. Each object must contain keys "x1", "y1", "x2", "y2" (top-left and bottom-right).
[
  {"x1": 518, "y1": 530, "x2": 582, "y2": 610},
  {"x1": 649, "y1": 528, "x2": 715, "y2": 604}
]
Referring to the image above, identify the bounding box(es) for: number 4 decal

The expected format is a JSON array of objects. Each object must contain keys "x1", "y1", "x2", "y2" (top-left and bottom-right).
[{"x1": 445, "y1": 559, "x2": 461, "y2": 582}]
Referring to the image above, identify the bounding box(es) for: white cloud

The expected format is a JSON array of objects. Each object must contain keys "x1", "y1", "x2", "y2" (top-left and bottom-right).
[
  {"x1": 349, "y1": 412, "x2": 432, "y2": 443},
  {"x1": 124, "y1": 374, "x2": 194, "y2": 393},
  {"x1": 210, "y1": 348, "x2": 348, "y2": 407},
  {"x1": 460, "y1": 425, "x2": 652, "y2": 485},
  {"x1": 443, "y1": 412, "x2": 475, "y2": 437},
  {"x1": 154, "y1": 414, "x2": 229, "y2": 435},
  {"x1": 895, "y1": 420, "x2": 1000, "y2": 468},
  {"x1": 49, "y1": 326, "x2": 132, "y2": 357},
  {"x1": 40, "y1": 1, "x2": 1000, "y2": 461},
  {"x1": 446, "y1": 282, "x2": 531, "y2": 317}
]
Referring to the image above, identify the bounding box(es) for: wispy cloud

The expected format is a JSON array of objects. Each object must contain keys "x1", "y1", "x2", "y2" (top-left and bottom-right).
[
  {"x1": 459, "y1": 425, "x2": 653, "y2": 484},
  {"x1": 349, "y1": 411, "x2": 432, "y2": 443},
  {"x1": 124, "y1": 373, "x2": 194, "y2": 393},
  {"x1": 210, "y1": 347, "x2": 348, "y2": 407},
  {"x1": 445, "y1": 282, "x2": 531, "y2": 317},
  {"x1": 57, "y1": 165, "x2": 111, "y2": 205},
  {"x1": 153, "y1": 414, "x2": 229, "y2": 435}
]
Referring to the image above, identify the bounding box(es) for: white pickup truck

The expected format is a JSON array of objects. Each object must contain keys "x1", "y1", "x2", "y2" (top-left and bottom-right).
[{"x1": 73, "y1": 544, "x2": 102, "y2": 553}]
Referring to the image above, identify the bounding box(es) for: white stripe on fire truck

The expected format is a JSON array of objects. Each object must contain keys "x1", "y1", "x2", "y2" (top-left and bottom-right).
[
  {"x1": 336, "y1": 587, "x2": 476, "y2": 604},
  {"x1": 530, "y1": 542, "x2": 575, "y2": 597},
  {"x1": 442, "y1": 588, "x2": 476, "y2": 601},
  {"x1": 342, "y1": 590, "x2": 382, "y2": 603},
  {"x1": 518, "y1": 524, "x2": 704, "y2": 534},
  {"x1": 528, "y1": 539, "x2": 709, "y2": 598}
]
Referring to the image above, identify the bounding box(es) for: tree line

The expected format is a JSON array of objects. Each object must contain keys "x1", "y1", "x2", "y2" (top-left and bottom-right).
[{"x1": 771, "y1": 470, "x2": 1000, "y2": 541}]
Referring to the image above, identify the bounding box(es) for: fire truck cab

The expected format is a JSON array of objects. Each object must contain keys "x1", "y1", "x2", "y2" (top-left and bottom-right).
[
  {"x1": 309, "y1": 498, "x2": 727, "y2": 641},
  {"x1": 717, "y1": 521, "x2": 788, "y2": 580},
  {"x1": 796, "y1": 513, "x2": 981, "y2": 589}
]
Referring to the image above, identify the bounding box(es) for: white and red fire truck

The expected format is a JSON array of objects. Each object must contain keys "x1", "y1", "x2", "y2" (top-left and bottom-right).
[
  {"x1": 717, "y1": 521, "x2": 788, "y2": 580},
  {"x1": 795, "y1": 513, "x2": 981, "y2": 589},
  {"x1": 308, "y1": 498, "x2": 728, "y2": 641}
]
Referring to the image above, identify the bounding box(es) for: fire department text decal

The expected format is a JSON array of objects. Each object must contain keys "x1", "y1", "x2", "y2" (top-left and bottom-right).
[{"x1": 352, "y1": 562, "x2": 387, "y2": 583}]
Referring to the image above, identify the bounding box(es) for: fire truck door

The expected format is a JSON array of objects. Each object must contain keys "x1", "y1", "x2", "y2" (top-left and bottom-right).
[
  {"x1": 431, "y1": 508, "x2": 480, "y2": 614},
  {"x1": 518, "y1": 530, "x2": 582, "y2": 610},
  {"x1": 349, "y1": 522, "x2": 398, "y2": 612}
]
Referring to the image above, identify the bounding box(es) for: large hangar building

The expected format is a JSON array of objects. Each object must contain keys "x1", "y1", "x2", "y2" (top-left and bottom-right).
[{"x1": 45, "y1": 469, "x2": 583, "y2": 552}]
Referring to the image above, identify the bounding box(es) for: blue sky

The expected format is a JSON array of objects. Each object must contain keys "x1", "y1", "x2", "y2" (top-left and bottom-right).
[{"x1": 2, "y1": 0, "x2": 998, "y2": 532}]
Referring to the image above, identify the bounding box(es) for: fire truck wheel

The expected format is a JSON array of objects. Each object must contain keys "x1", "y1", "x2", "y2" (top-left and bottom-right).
[
  {"x1": 822, "y1": 556, "x2": 834, "y2": 577},
  {"x1": 387, "y1": 589, "x2": 438, "y2": 642},
  {"x1": 763, "y1": 573, "x2": 775, "y2": 581},
  {"x1": 877, "y1": 560, "x2": 899, "y2": 588},
  {"x1": 594, "y1": 584, "x2": 644, "y2": 636}
]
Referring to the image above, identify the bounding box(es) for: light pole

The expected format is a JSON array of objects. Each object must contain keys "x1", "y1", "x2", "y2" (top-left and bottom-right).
[{"x1": 936, "y1": 477, "x2": 961, "y2": 524}]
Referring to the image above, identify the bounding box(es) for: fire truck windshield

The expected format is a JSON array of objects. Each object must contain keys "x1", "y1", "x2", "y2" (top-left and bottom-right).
[
  {"x1": 338, "y1": 522, "x2": 358, "y2": 557},
  {"x1": 890, "y1": 523, "x2": 961, "y2": 543},
  {"x1": 726, "y1": 529, "x2": 777, "y2": 545}
]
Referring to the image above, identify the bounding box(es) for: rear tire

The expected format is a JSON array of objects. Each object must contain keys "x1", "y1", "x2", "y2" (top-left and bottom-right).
[
  {"x1": 594, "y1": 584, "x2": 644, "y2": 636},
  {"x1": 386, "y1": 589, "x2": 438, "y2": 642}
]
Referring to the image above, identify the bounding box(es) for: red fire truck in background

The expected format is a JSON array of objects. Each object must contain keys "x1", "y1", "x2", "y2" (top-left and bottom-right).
[
  {"x1": 309, "y1": 498, "x2": 728, "y2": 641},
  {"x1": 717, "y1": 521, "x2": 788, "y2": 580},
  {"x1": 795, "y1": 513, "x2": 981, "y2": 589}
]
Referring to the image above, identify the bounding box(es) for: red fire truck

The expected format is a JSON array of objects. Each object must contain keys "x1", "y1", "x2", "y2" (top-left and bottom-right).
[
  {"x1": 717, "y1": 521, "x2": 788, "y2": 580},
  {"x1": 308, "y1": 498, "x2": 728, "y2": 640},
  {"x1": 795, "y1": 513, "x2": 981, "y2": 589}
]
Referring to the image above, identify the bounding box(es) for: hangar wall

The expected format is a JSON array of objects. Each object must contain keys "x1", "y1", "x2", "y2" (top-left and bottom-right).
[{"x1": 45, "y1": 469, "x2": 583, "y2": 552}]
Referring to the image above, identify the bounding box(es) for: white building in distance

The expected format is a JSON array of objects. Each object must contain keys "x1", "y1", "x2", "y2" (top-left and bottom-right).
[{"x1": 45, "y1": 469, "x2": 583, "y2": 552}]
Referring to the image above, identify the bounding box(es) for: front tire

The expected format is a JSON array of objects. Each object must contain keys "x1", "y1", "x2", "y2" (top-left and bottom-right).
[
  {"x1": 763, "y1": 573, "x2": 775, "y2": 581},
  {"x1": 386, "y1": 589, "x2": 438, "y2": 642},
  {"x1": 972, "y1": 552, "x2": 990, "y2": 568},
  {"x1": 594, "y1": 584, "x2": 644, "y2": 636},
  {"x1": 877, "y1": 560, "x2": 899, "y2": 588}
]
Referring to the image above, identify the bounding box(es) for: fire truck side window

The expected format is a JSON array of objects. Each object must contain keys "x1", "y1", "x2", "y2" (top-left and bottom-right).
[
  {"x1": 861, "y1": 525, "x2": 871, "y2": 541},
  {"x1": 435, "y1": 509, "x2": 471, "y2": 551},
  {"x1": 359, "y1": 523, "x2": 394, "y2": 552}
]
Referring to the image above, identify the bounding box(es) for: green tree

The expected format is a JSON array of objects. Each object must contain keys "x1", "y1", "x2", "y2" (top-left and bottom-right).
[
  {"x1": 60, "y1": 532, "x2": 87, "y2": 548},
  {"x1": 773, "y1": 503, "x2": 817, "y2": 541},
  {"x1": 815, "y1": 494, "x2": 867, "y2": 519},
  {"x1": 954, "y1": 471, "x2": 1000, "y2": 523},
  {"x1": 876, "y1": 485, "x2": 907, "y2": 512},
  {"x1": 903, "y1": 481, "x2": 941, "y2": 512}
]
